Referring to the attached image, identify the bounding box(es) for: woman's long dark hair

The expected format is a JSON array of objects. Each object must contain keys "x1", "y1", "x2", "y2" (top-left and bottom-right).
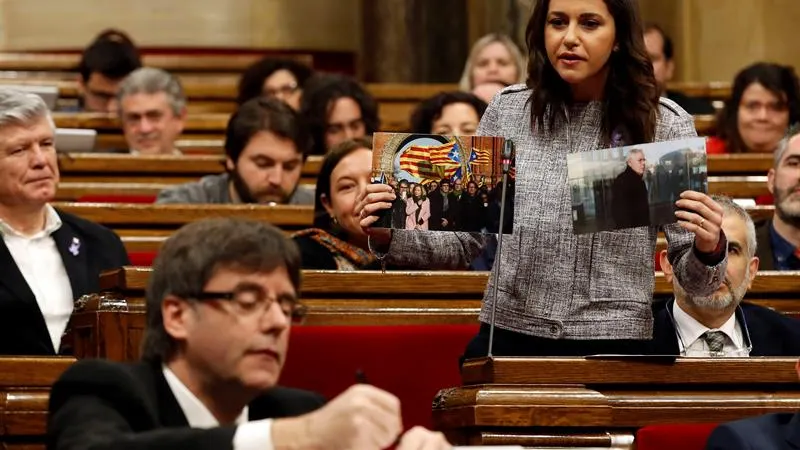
[
  {"x1": 312, "y1": 137, "x2": 374, "y2": 231},
  {"x1": 526, "y1": 0, "x2": 659, "y2": 146},
  {"x1": 716, "y1": 62, "x2": 800, "y2": 153}
]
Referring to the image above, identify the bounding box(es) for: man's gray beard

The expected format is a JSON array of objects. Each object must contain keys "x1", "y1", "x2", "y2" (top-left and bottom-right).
[
  {"x1": 775, "y1": 185, "x2": 800, "y2": 228},
  {"x1": 673, "y1": 269, "x2": 749, "y2": 311}
]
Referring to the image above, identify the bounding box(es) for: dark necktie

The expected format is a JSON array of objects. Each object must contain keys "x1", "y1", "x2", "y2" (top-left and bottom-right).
[{"x1": 702, "y1": 330, "x2": 727, "y2": 354}]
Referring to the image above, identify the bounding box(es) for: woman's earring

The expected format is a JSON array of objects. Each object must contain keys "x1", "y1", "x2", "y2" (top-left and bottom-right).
[{"x1": 331, "y1": 215, "x2": 338, "y2": 226}]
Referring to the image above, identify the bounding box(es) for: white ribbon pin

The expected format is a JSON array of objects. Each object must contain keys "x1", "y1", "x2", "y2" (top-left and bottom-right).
[{"x1": 68, "y1": 237, "x2": 81, "y2": 256}]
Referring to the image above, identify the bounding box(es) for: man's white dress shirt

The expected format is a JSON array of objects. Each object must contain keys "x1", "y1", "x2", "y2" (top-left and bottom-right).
[
  {"x1": 162, "y1": 366, "x2": 275, "y2": 450},
  {"x1": 672, "y1": 301, "x2": 749, "y2": 357},
  {"x1": 0, "y1": 205, "x2": 73, "y2": 352}
]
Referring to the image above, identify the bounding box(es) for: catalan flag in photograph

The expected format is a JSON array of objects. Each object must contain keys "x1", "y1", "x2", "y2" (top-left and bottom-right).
[
  {"x1": 469, "y1": 147, "x2": 493, "y2": 166},
  {"x1": 399, "y1": 147, "x2": 438, "y2": 179},
  {"x1": 424, "y1": 141, "x2": 461, "y2": 168}
]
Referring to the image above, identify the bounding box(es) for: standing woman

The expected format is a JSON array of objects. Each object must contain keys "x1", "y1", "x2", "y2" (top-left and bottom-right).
[
  {"x1": 356, "y1": 0, "x2": 728, "y2": 357},
  {"x1": 405, "y1": 184, "x2": 431, "y2": 230}
]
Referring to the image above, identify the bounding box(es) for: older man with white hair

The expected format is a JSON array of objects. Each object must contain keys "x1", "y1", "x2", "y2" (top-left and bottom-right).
[
  {"x1": 651, "y1": 195, "x2": 800, "y2": 357},
  {"x1": 755, "y1": 133, "x2": 800, "y2": 270},
  {"x1": 117, "y1": 67, "x2": 187, "y2": 155},
  {"x1": 0, "y1": 88, "x2": 129, "y2": 355}
]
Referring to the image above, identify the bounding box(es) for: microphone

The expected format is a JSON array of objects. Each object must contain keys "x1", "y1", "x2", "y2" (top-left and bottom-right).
[
  {"x1": 487, "y1": 139, "x2": 514, "y2": 358},
  {"x1": 501, "y1": 139, "x2": 513, "y2": 174}
]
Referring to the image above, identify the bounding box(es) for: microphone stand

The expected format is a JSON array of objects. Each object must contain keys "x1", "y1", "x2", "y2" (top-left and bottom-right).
[{"x1": 487, "y1": 140, "x2": 514, "y2": 357}]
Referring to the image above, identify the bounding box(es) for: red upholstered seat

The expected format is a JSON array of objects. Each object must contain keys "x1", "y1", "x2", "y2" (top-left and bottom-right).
[
  {"x1": 279, "y1": 324, "x2": 478, "y2": 429},
  {"x1": 77, "y1": 194, "x2": 157, "y2": 203},
  {"x1": 636, "y1": 423, "x2": 719, "y2": 450},
  {"x1": 755, "y1": 193, "x2": 774, "y2": 205},
  {"x1": 128, "y1": 251, "x2": 158, "y2": 266}
]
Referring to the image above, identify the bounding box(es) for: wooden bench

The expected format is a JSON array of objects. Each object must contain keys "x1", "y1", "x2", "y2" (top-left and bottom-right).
[
  {"x1": 50, "y1": 202, "x2": 774, "y2": 255},
  {"x1": 52, "y1": 203, "x2": 315, "y2": 237},
  {"x1": 7, "y1": 73, "x2": 723, "y2": 134},
  {"x1": 434, "y1": 357, "x2": 800, "y2": 447},
  {"x1": 67, "y1": 267, "x2": 800, "y2": 362},
  {"x1": 668, "y1": 81, "x2": 731, "y2": 101},
  {"x1": 0, "y1": 52, "x2": 315, "y2": 74},
  {"x1": 54, "y1": 176, "x2": 768, "y2": 203},
  {"x1": 0, "y1": 357, "x2": 76, "y2": 449},
  {"x1": 56, "y1": 152, "x2": 770, "y2": 187},
  {"x1": 58, "y1": 153, "x2": 323, "y2": 186}
]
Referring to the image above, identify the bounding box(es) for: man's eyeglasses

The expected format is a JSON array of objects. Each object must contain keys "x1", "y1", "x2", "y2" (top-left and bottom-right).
[{"x1": 183, "y1": 287, "x2": 307, "y2": 323}]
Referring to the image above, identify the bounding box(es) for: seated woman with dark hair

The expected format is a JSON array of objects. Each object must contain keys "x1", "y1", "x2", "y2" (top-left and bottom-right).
[
  {"x1": 293, "y1": 138, "x2": 385, "y2": 270},
  {"x1": 708, "y1": 62, "x2": 800, "y2": 154},
  {"x1": 410, "y1": 91, "x2": 488, "y2": 135},
  {"x1": 236, "y1": 57, "x2": 314, "y2": 110}
]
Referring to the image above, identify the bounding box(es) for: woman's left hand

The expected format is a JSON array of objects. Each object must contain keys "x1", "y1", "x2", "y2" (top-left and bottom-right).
[{"x1": 674, "y1": 191, "x2": 724, "y2": 254}]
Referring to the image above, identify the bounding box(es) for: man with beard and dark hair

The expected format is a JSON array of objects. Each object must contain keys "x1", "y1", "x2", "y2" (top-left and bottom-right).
[
  {"x1": 650, "y1": 195, "x2": 800, "y2": 357},
  {"x1": 611, "y1": 149, "x2": 651, "y2": 229},
  {"x1": 156, "y1": 97, "x2": 314, "y2": 205},
  {"x1": 755, "y1": 133, "x2": 800, "y2": 270}
]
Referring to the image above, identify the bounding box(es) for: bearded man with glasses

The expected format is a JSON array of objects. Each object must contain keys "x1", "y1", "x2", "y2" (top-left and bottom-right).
[
  {"x1": 650, "y1": 195, "x2": 800, "y2": 357},
  {"x1": 47, "y1": 218, "x2": 451, "y2": 450}
]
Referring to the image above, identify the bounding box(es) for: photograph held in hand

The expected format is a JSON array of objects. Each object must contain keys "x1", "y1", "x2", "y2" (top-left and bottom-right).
[
  {"x1": 567, "y1": 137, "x2": 708, "y2": 234},
  {"x1": 370, "y1": 132, "x2": 515, "y2": 235}
]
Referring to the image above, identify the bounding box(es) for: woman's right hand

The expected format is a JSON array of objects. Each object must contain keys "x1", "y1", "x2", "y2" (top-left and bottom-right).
[{"x1": 355, "y1": 183, "x2": 395, "y2": 234}]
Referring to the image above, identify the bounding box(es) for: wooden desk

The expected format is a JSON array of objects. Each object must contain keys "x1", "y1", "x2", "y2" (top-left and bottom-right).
[
  {"x1": 433, "y1": 357, "x2": 800, "y2": 447},
  {"x1": 68, "y1": 268, "x2": 800, "y2": 362},
  {"x1": 0, "y1": 357, "x2": 75, "y2": 449}
]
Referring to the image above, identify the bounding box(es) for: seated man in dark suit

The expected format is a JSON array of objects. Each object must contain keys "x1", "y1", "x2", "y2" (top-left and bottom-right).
[
  {"x1": 705, "y1": 359, "x2": 800, "y2": 449},
  {"x1": 0, "y1": 89, "x2": 129, "y2": 356},
  {"x1": 47, "y1": 218, "x2": 451, "y2": 450},
  {"x1": 755, "y1": 132, "x2": 800, "y2": 271},
  {"x1": 652, "y1": 195, "x2": 800, "y2": 356}
]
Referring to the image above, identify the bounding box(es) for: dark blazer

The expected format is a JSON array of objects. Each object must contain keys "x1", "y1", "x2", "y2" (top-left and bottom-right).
[
  {"x1": 650, "y1": 299, "x2": 800, "y2": 356},
  {"x1": 705, "y1": 412, "x2": 800, "y2": 450},
  {"x1": 611, "y1": 166, "x2": 651, "y2": 229},
  {"x1": 47, "y1": 359, "x2": 326, "y2": 450},
  {"x1": 0, "y1": 209, "x2": 129, "y2": 355},
  {"x1": 755, "y1": 219, "x2": 777, "y2": 270}
]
